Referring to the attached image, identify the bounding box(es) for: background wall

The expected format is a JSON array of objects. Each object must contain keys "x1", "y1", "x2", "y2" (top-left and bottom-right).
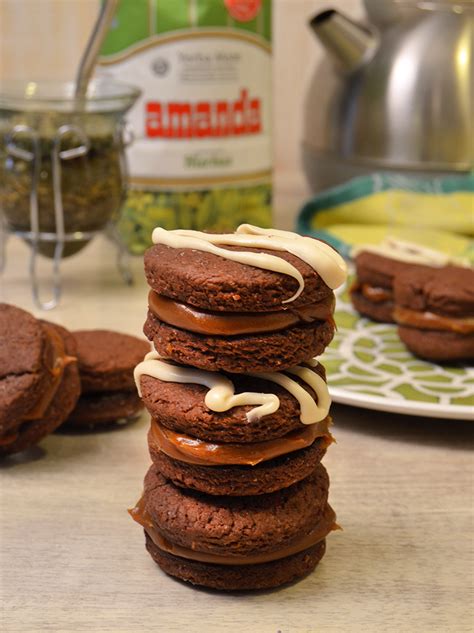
[
  {"x1": 0, "y1": 0, "x2": 98, "y2": 81},
  {"x1": 0, "y1": 0, "x2": 364, "y2": 228}
]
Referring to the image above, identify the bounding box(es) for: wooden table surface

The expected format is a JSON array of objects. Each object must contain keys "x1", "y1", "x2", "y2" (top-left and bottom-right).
[{"x1": 1, "y1": 237, "x2": 473, "y2": 633}]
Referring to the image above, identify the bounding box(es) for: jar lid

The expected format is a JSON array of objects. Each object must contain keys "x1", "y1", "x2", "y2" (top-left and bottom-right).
[{"x1": 0, "y1": 79, "x2": 141, "y2": 113}]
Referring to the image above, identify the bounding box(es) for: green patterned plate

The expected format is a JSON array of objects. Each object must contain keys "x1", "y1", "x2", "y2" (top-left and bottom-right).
[{"x1": 322, "y1": 285, "x2": 474, "y2": 420}]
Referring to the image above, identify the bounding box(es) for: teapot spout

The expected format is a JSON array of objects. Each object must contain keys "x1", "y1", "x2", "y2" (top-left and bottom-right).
[{"x1": 309, "y1": 9, "x2": 378, "y2": 73}]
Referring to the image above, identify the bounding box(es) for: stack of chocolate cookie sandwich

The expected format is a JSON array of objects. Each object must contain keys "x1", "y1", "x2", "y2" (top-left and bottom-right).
[
  {"x1": 130, "y1": 225, "x2": 347, "y2": 590},
  {"x1": 350, "y1": 239, "x2": 474, "y2": 362},
  {"x1": 0, "y1": 303, "x2": 80, "y2": 457}
]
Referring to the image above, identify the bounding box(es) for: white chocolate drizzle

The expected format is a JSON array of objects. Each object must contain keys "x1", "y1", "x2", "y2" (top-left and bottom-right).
[
  {"x1": 351, "y1": 237, "x2": 470, "y2": 267},
  {"x1": 152, "y1": 224, "x2": 347, "y2": 302},
  {"x1": 134, "y1": 352, "x2": 331, "y2": 425}
]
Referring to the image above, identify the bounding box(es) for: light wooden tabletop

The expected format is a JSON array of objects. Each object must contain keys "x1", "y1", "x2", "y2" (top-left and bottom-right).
[{"x1": 1, "y1": 237, "x2": 473, "y2": 633}]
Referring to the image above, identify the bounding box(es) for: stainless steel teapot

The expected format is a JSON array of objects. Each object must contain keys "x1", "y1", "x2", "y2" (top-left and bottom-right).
[{"x1": 303, "y1": 0, "x2": 473, "y2": 191}]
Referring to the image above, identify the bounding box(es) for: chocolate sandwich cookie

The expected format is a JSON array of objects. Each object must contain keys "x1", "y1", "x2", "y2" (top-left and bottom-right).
[
  {"x1": 143, "y1": 227, "x2": 346, "y2": 372},
  {"x1": 394, "y1": 265, "x2": 474, "y2": 362},
  {"x1": 0, "y1": 304, "x2": 80, "y2": 456},
  {"x1": 135, "y1": 353, "x2": 332, "y2": 494},
  {"x1": 350, "y1": 251, "x2": 432, "y2": 323},
  {"x1": 145, "y1": 532, "x2": 326, "y2": 592},
  {"x1": 66, "y1": 330, "x2": 149, "y2": 427},
  {"x1": 148, "y1": 419, "x2": 331, "y2": 496},
  {"x1": 130, "y1": 464, "x2": 335, "y2": 590},
  {"x1": 137, "y1": 356, "x2": 330, "y2": 443}
]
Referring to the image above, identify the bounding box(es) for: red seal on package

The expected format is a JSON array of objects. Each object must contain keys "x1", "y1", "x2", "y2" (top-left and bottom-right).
[{"x1": 225, "y1": 0, "x2": 262, "y2": 22}]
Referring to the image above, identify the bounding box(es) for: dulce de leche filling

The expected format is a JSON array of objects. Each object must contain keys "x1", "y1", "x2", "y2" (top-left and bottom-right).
[
  {"x1": 394, "y1": 306, "x2": 474, "y2": 334},
  {"x1": 129, "y1": 497, "x2": 338, "y2": 566},
  {"x1": 148, "y1": 290, "x2": 335, "y2": 336},
  {"x1": 23, "y1": 324, "x2": 76, "y2": 420},
  {"x1": 351, "y1": 281, "x2": 392, "y2": 304},
  {"x1": 0, "y1": 432, "x2": 20, "y2": 446},
  {"x1": 148, "y1": 419, "x2": 333, "y2": 466}
]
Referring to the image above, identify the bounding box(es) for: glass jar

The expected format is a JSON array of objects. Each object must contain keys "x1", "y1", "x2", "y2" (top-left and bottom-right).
[{"x1": 0, "y1": 80, "x2": 140, "y2": 257}]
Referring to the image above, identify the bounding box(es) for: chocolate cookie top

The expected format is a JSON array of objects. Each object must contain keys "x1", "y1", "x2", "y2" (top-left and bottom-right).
[
  {"x1": 352, "y1": 238, "x2": 460, "y2": 287},
  {"x1": 143, "y1": 463, "x2": 329, "y2": 557},
  {"x1": 136, "y1": 355, "x2": 330, "y2": 443},
  {"x1": 0, "y1": 304, "x2": 54, "y2": 433},
  {"x1": 140, "y1": 374, "x2": 329, "y2": 443},
  {"x1": 354, "y1": 252, "x2": 431, "y2": 289},
  {"x1": 148, "y1": 226, "x2": 347, "y2": 312},
  {"x1": 394, "y1": 265, "x2": 474, "y2": 317},
  {"x1": 145, "y1": 244, "x2": 337, "y2": 312},
  {"x1": 73, "y1": 330, "x2": 150, "y2": 393}
]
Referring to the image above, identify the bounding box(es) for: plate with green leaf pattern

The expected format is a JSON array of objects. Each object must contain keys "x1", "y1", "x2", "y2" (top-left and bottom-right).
[{"x1": 322, "y1": 285, "x2": 474, "y2": 420}]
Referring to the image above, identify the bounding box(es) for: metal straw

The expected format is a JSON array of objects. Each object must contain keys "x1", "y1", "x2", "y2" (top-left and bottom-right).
[{"x1": 74, "y1": 0, "x2": 119, "y2": 101}]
